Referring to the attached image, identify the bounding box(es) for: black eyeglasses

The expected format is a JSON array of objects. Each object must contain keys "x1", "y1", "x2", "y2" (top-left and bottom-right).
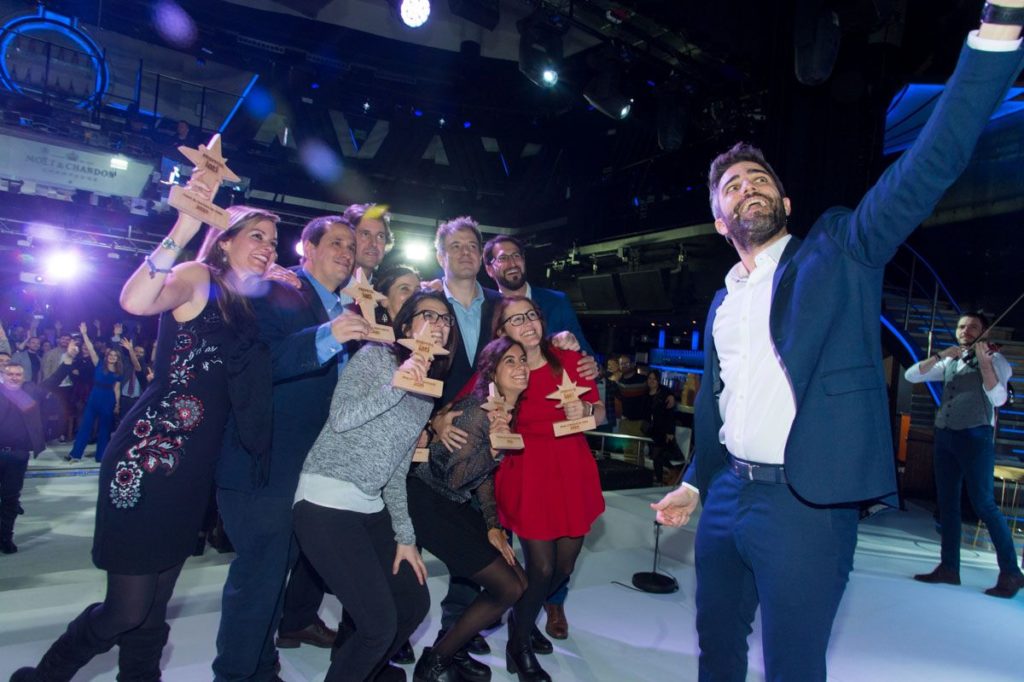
[
  {"x1": 501, "y1": 310, "x2": 540, "y2": 327},
  {"x1": 412, "y1": 310, "x2": 455, "y2": 327}
]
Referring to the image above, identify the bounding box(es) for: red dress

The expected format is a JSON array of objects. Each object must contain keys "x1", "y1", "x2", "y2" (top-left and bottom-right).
[{"x1": 495, "y1": 347, "x2": 605, "y2": 540}]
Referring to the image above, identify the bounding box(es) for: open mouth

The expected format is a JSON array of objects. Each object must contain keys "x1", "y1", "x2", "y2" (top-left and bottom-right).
[{"x1": 739, "y1": 197, "x2": 769, "y2": 213}]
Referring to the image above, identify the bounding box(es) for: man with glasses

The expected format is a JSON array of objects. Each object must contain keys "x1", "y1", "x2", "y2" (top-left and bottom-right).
[
  {"x1": 484, "y1": 234, "x2": 594, "y2": 357},
  {"x1": 344, "y1": 203, "x2": 394, "y2": 282}
]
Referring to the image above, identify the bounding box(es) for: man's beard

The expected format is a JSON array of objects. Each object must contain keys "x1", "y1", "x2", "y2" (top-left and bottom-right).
[
  {"x1": 724, "y1": 197, "x2": 787, "y2": 252},
  {"x1": 497, "y1": 270, "x2": 526, "y2": 291}
]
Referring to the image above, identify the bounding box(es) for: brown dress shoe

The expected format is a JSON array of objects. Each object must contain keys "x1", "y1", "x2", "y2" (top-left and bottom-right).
[
  {"x1": 984, "y1": 571, "x2": 1024, "y2": 599},
  {"x1": 913, "y1": 564, "x2": 961, "y2": 585},
  {"x1": 543, "y1": 603, "x2": 568, "y2": 640},
  {"x1": 276, "y1": 617, "x2": 338, "y2": 648}
]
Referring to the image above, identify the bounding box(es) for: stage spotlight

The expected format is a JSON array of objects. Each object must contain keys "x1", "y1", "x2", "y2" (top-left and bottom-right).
[
  {"x1": 402, "y1": 240, "x2": 431, "y2": 263},
  {"x1": 583, "y1": 69, "x2": 632, "y2": 120},
  {"x1": 517, "y1": 11, "x2": 567, "y2": 89},
  {"x1": 398, "y1": 0, "x2": 431, "y2": 28},
  {"x1": 294, "y1": 241, "x2": 304, "y2": 258},
  {"x1": 45, "y1": 251, "x2": 81, "y2": 282}
]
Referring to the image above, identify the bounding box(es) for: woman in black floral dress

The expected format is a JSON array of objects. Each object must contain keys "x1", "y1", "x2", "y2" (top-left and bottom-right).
[{"x1": 13, "y1": 172, "x2": 279, "y2": 682}]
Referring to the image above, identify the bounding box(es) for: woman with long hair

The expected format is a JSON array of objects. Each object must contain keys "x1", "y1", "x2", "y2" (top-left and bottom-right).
[
  {"x1": 492, "y1": 296, "x2": 605, "y2": 682},
  {"x1": 65, "y1": 327, "x2": 122, "y2": 462},
  {"x1": 13, "y1": 173, "x2": 278, "y2": 682},
  {"x1": 408, "y1": 336, "x2": 530, "y2": 680},
  {"x1": 373, "y1": 264, "x2": 421, "y2": 325},
  {"x1": 292, "y1": 290, "x2": 458, "y2": 682}
]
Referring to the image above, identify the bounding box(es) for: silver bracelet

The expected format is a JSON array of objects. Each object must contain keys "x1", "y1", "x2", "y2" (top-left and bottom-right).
[{"x1": 160, "y1": 236, "x2": 182, "y2": 253}]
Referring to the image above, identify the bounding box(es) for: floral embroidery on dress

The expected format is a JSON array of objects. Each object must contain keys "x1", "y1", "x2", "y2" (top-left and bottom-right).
[{"x1": 109, "y1": 309, "x2": 222, "y2": 509}]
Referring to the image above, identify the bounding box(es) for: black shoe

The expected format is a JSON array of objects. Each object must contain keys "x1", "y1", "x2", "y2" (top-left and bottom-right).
[
  {"x1": 413, "y1": 647, "x2": 458, "y2": 682},
  {"x1": 913, "y1": 564, "x2": 961, "y2": 585},
  {"x1": 391, "y1": 639, "x2": 416, "y2": 665},
  {"x1": 276, "y1": 617, "x2": 338, "y2": 649},
  {"x1": 0, "y1": 538, "x2": 17, "y2": 554},
  {"x1": 465, "y1": 634, "x2": 490, "y2": 656},
  {"x1": 529, "y1": 626, "x2": 553, "y2": 655},
  {"x1": 451, "y1": 648, "x2": 491, "y2": 682},
  {"x1": 505, "y1": 639, "x2": 551, "y2": 682},
  {"x1": 984, "y1": 571, "x2": 1024, "y2": 599}
]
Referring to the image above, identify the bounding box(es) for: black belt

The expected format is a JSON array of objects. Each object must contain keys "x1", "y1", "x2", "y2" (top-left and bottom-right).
[{"x1": 728, "y1": 454, "x2": 787, "y2": 484}]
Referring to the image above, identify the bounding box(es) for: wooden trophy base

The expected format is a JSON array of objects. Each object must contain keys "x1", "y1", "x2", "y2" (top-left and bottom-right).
[
  {"x1": 169, "y1": 185, "x2": 230, "y2": 230},
  {"x1": 552, "y1": 416, "x2": 596, "y2": 437},
  {"x1": 413, "y1": 448, "x2": 430, "y2": 463},
  {"x1": 366, "y1": 324, "x2": 396, "y2": 343},
  {"x1": 392, "y1": 371, "x2": 444, "y2": 398},
  {"x1": 490, "y1": 433, "x2": 525, "y2": 450}
]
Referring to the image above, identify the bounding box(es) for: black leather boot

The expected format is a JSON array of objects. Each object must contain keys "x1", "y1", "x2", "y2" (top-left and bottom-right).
[
  {"x1": 391, "y1": 639, "x2": 416, "y2": 665},
  {"x1": 116, "y1": 623, "x2": 170, "y2": 681},
  {"x1": 434, "y1": 630, "x2": 490, "y2": 682},
  {"x1": 11, "y1": 604, "x2": 117, "y2": 681},
  {"x1": 505, "y1": 638, "x2": 551, "y2": 682},
  {"x1": 413, "y1": 647, "x2": 458, "y2": 682},
  {"x1": 529, "y1": 626, "x2": 553, "y2": 655}
]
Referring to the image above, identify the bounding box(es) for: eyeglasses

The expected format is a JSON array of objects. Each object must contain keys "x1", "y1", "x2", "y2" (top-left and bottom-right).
[
  {"x1": 501, "y1": 309, "x2": 540, "y2": 327},
  {"x1": 412, "y1": 310, "x2": 455, "y2": 327},
  {"x1": 491, "y1": 252, "x2": 524, "y2": 265}
]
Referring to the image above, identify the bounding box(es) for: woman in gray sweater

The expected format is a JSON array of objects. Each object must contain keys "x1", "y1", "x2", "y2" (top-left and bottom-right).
[
  {"x1": 292, "y1": 290, "x2": 458, "y2": 682},
  {"x1": 408, "y1": 336, "x2": 530, "y2": 680}
]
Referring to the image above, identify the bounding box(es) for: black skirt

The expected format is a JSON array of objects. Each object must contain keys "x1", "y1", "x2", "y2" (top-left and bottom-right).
[{"x1": 407, "y1": 477, "x2": 499, "y2": 579}]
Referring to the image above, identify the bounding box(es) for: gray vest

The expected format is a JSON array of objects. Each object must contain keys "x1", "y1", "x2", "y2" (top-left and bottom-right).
[{"x1": 934, "y1": 360, "x2": 994, "y2": 430}]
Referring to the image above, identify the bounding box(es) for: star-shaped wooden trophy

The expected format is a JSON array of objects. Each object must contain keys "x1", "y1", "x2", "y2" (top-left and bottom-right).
[
  {"x1": 481, "y1": 382, "x2": 524, "y2": 450},
  {"x1": 168, "y1": 134, "x2": 240, "y2": 230},
  {"x1": 392, "y1": 323, "x2": 449, "y2": 398},
  {"x1": 545, "y1": 370, "x2": 596, "y2": 437},
  {"x1": 341, "y1": 269, "x2": 395, "y2": 342}
]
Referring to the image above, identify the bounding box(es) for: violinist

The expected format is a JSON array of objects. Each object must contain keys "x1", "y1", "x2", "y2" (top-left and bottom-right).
[{"x1": 905, "y1": 311, "x2": 1022, "y2": 598}]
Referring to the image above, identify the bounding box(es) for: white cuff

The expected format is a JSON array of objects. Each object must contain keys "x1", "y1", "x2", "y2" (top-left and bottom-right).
[{"x1": 967, "y1": 29, "x2": 1024, "y2": 51}]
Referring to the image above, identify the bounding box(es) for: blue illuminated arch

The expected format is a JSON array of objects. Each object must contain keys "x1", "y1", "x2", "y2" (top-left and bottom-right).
[{"x1": 0, "y1": 6, "x2": 109, "y2": 109}]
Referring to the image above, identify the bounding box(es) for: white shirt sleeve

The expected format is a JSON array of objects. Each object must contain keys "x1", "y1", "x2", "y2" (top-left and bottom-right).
[
  {"x1": 967, "y1": 29, "x2": 1024, "y2": 51},
  {"x1": 985, "y1": 353, "x2": 1013, "y2": 407},
  {"x1": 904, "y1": 357, "x2": 948, "y2": 383}
]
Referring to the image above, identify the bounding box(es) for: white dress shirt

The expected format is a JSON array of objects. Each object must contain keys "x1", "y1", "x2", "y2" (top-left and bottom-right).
[
  {"x1": 713, "y1": 234, "x2": 796, "y2": 465},
  {"x1": 904, "y1": 353, "x2": 1012, "y2": 426}
]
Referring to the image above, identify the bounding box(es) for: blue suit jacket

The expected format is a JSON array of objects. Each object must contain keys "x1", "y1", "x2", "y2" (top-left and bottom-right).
[
  {"x1": 217, "y1": 276, "x2": 342, "y2": 497},
  {"x1": 686, "y1": 42, "x2": 1024, "y2": 506},
  {"x1": 531, "y1": 285, "x2": 595, "y2": 357},
  {"x1": 442, "y1": 287, "x2": 502, "y2": 405}
]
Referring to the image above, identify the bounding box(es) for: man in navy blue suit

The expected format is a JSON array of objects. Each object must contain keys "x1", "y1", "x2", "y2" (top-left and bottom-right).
[
  {"x1": 483, "y1": 234, "x2": 594, "y2": 357},
  {"x1": 213, "y1": 216, "x2": 371, "y2": 682},
  {"x1": 653, "y1": 10, "x2": 1023, "y2": 681}
]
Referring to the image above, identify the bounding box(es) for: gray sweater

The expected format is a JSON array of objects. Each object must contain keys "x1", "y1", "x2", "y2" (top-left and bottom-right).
[{"x1": 301, "y1": 343, "x2": 434, "y2": 544}]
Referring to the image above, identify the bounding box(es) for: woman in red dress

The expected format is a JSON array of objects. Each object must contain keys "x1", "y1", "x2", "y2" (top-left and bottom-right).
[{"x1": 492, "y1": 296, "x2": 605, "y2": 682}]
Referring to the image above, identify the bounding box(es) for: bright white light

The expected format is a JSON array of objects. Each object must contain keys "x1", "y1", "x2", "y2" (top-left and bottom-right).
[
  {"x1": 294, "y1": 242, "x2": 305, "y2": 258},
  {"x1": 402, "y1": 241, "x2": 431, "y2": 263},
  {"x1": 619, "y1": 103, "x2": 631, "y2": 119},
  {"x1": 45, "y1": 251, "x2": 81, "y2": 282},
  {"x1": 110, "y1": 156, "x2": 129, "y2": 170},
  {"x1": 541, "y1": 69, "x2": 558, "y2": 86},
  {"x1": 400, "y1": 0, "x2": 430, "y2": 28}
]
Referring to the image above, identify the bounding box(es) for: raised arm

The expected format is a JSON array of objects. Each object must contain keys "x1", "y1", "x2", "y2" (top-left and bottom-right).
[
  {"x1": 120, "y1": 171, "x2": 217, "y2": 317},
  {"x1": 79, "y1": 323, "x2": 98, "y2": 366},
  {"x1": 835, "y1": 12, "x2": 1023, "y2": 267}
]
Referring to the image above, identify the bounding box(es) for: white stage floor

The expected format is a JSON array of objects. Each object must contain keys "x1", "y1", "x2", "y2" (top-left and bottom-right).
[{"x1": 2, "y1": 463, "x2": 1023, "y2": 682}]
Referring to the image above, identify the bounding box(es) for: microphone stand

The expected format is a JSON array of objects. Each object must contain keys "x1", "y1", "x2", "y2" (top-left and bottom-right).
[{"x1": 632, "y1": 521, "x2": 679, "y2": 593}]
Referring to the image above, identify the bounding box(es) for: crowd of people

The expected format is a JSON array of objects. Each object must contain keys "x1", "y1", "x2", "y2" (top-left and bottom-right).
[{"x1": 3, "y1": 10, "x2": 1022, "y2": 682}]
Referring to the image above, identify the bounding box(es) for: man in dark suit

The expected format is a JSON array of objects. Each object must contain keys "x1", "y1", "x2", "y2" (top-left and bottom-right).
[
  {"x1": 213, "y1": 216, "x2": 370, "y2": 682},
  {"x1": 344, "y1": 202, "x2": 394, "y2": 283},
  {"x1": 0, "y1": 342, "x2": 76, "y2": 553},
  {"x1": 483, "y1": 234, "x2": 594, "y2": 357},
  {"x1": 653, "y1": 12, "x2": 1024, "y2": 681}
]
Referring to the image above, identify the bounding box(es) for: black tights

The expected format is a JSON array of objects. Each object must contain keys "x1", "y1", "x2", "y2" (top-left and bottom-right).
[
  {"x1": 510, "y1": 536, "x2": 583, "y2": 644},
  {"x1": 435, "y1": 556, "x2": 526, "y2": 659},
  {"x1": 88, "y1": 563, "x2": 185, "y2": 640}
]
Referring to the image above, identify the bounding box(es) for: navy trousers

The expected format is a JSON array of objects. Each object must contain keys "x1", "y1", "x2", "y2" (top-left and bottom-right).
[
  {"x1": 213, "y1": 489, "x2": 298, "y2": 682},
  {"x1": 933, "y1": 426, "x2": 1019, "y2": 574},
  {"x1": 68, "y1": 396, "x2": 114, "y2": 461},
  {"x1": 695, "y1": 467, "x2": 858, "y2": 682},
  {"x1": 0, "y1": 450, "x2": 29, "y2": 540}
]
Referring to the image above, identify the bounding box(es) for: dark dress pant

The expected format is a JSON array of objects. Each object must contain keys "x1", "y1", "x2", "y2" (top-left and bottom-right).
[
  {"x1": 933, "y1": 425, "x2": 1019, "y2": 573},
  {"x1": 694, "y1": 466, "x2": 858, "y2": 682},
  {"x1": 213, "y1": 489, "x2": 298, "y2": 682},
  {"x1": 0, "y1": 449, "x2": 29, "y2": 539}
]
